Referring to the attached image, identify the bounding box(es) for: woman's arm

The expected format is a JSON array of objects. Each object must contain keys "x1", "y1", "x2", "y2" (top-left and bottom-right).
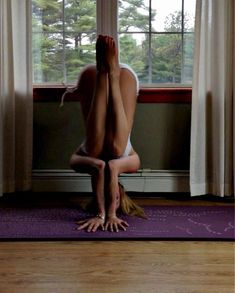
[{"x1": 70, "y1": 153, "x2": 106, "y2": 232}]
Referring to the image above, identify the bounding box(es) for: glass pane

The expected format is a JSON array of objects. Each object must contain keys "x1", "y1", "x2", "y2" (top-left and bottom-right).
[
  {"x1": 151, "y1": 34, "x2": 182, "y2": 83},
  {"x1": 32, "y1": 0, "x2": 96, "y2": 84},
  {"x1": 32, "y1": 0, "x2": 62, "y2": 33},
  {"x1": 119, "y1": 33, "x2": 150, "y2": 84},
  {"x1": 182, "y1": 33, "x2": 194, "y2": 84},
  {"x1": 152, "y1": 0, "x2": 182, "y2": 32},
  {"x1": 33, "y1": 33, "x2": 64, "y2": 83},
  {"x1": 119, "y1": 0, "x2": 149, "y2": 33},
  {"x1": 65, "y1": 32, "x2": 96, "y2": 83},
  {"x1": 64, "y1": 0, "x2": 96, "y2": 33},
  {"x1": 184, "y1": 0, "x2": 196, "y2": 32}
]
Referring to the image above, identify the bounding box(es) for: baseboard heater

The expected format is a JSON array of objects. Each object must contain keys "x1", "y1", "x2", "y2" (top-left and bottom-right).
[{"x1": 32, "y1": 169, "x2": 189, "y2": 193}]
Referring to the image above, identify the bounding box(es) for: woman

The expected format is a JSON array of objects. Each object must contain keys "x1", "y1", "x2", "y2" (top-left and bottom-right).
[{"x1": 70, "y1": 35, "x2": 145, "y2": 233}]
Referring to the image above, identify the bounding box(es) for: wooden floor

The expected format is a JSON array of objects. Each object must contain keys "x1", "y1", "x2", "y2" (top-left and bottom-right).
[{"x1": 0, "y1": 193, "x2": 234, "y2": 293}]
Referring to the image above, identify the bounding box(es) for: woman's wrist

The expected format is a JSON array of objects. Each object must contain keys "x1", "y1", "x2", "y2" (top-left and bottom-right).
[
  {"x1": 107, "y1": 207, "x2": 117, "y2": 218},
  {"x1": 96, "y1": 213, "x2": 105, "y2": 221}
]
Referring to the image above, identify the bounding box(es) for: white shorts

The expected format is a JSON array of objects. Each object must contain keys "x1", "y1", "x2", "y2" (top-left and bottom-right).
[
  {"x1": 79, "y1": 135, "x2": 132, "y2": 158},
  {"x1": 122, "y1": 134, "x2": 133, "y2": 157}
]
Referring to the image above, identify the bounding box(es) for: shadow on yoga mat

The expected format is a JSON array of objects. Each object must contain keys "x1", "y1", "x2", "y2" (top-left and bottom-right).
[{"x1": 0, "y1": 206, "x2": 234, "y2": 240}]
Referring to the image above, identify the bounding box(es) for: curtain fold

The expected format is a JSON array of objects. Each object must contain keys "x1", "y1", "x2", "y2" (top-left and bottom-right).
[
  {"x1": 0, "y1": 0, "x2": 33, "y2": 195},
  {"x1": 190, "y1": 0, "x2": 234, "y2": 197}
]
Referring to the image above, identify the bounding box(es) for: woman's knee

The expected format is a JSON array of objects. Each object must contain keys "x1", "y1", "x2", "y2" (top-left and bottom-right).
[{"x1": 108, "y1": 153, "x2": 141, "y2": 176}]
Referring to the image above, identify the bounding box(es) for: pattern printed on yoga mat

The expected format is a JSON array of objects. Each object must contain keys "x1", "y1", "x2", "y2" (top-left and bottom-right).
[{"x1": 0, "y1": 206, "x2": 234, "y2": 240}]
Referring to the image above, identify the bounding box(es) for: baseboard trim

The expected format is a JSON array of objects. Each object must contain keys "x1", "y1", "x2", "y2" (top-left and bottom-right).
[{"x1": 32, "y1": 169, "x2": 190, "y2": 193}]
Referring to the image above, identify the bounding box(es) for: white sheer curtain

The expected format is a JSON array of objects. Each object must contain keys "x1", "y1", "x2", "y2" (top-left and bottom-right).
[
  {"x1": 190, "y1": 0, "x2": 234, "y2": 197},
  {"x1": 0, "y1": 0, "x2": 33, "y2": 196}
]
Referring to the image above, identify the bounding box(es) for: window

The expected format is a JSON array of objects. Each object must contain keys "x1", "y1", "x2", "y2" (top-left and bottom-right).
[
  {"x1": 32, "y1": 0, "x2": 195, "y2": 85},
  {"x1": 119, "y1": 0, "x2": 196, "y2": 85},
  {"x1": 32, "y1": 0, "x2": 96, "y2": 84}
]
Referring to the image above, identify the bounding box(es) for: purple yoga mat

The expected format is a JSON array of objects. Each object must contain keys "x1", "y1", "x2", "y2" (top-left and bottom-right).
[{"x1": 0, "y1": 206, "x2": 234, "y2": 240}]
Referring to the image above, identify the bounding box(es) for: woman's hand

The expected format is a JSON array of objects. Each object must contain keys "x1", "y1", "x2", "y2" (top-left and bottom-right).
[
  {"x1": 76, "y1": 217, "x2": 105, "y2": 232},
  {"x1": 104, "y1": 216, "x2": 129, "y2": 232}
]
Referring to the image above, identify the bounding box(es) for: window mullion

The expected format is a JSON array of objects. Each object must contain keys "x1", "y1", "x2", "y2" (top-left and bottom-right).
[
  {"x1": 62, "y1": 0, "x2": 66, "y2": 83},
  {"x1": 148, "y1": 0, "x2": 152, "y2": 84},
  {"x1": 181, "y1": 0, "x2": 185, "y2": 83},
  {"x1": 97, "y1": 0, "x2": 118, "y2": 44}
]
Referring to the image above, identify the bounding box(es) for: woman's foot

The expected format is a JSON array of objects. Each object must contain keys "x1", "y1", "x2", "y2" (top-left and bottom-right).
[
  {"x1": 104, "y1": 36, "x2": 120, "y2": 77},
  {"x1": 96, "y1": 35, "x2": 107, "y2": 73}
]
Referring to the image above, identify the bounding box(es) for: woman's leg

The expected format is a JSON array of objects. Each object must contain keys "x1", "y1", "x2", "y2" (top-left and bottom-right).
[
  {"x1": 84, "y1": 73, "x2": 108, "y2": 157},
  {"x1": 83, "y1": 36, "x2": 109, "y2": 157},
  {"x1": 105, "y1": 37, "x2": 138, "y2": 158}
]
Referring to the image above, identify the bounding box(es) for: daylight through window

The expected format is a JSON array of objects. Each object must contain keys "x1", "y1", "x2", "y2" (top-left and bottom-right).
[
  {"x1": 118, "y1": 0, "x2": 196, "y2": 85},
  {"x1": 32, "y1": 0, "x2": 96, "y2": 84},
  {"x1": 32, "y1": 0, "x2": 196, "y2": 85}
]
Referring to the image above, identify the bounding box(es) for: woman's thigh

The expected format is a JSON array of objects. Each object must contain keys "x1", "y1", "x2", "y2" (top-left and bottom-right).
[
  {"x1": 70, "y1": 152, "x2": 105, "y2": 175},
  {"x1": 108, "y1": 152, "x2": 141, "y2": 176}
]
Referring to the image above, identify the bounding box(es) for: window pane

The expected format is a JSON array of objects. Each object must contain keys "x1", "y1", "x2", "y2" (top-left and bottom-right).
[
  {"x1": 182, "y1": 33, "x2": 194, "y2": 84},
  {"x1": 119, "y1": 33, "x2": 149, "y2": 84},
  {"x1": 152, "y1": 34, "x2": 182, "y2": 83},
  {"x1": 119, "y1": 0, "x2": 149, "y2": 33},
  {"x1": 64, "y1": 0, "x2": 96, "y2": 33},
  {"x1": 118, "y1": 0, "x2": 195, "y2": 85},
  {"x1": 32, "y1": 0, "x2": 96, "y2": 84},
  {"x1": 184, "y1": 0, "x2": 196, "y2": 32},
  {"x1": 152, "y1": 0, "x2": 182, "y2": 32},
  {"x1": 65, "y1": 32, "x2": 96, "y2": 83},
  {"x1": 32, "y1": 0, "x2": 62, "y2": 33},
  {"x1": 33, "y1": 32, "x2": 64, "y2": 83}
]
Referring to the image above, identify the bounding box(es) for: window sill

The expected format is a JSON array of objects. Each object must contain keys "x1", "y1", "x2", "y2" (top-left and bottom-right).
[{"x1": 33, "y1": 86, "x2": 192, "y2": 103}]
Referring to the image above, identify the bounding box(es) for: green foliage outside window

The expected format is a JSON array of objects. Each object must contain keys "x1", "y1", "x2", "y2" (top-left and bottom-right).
[
  {"x1": 32, "y1": 0, "x2": 194, "y2": 84},
  {"x1": 32, "y1": 0, "x2": 96, "y2": 83}
]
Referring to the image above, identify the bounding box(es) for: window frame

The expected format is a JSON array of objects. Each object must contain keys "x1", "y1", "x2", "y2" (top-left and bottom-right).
[
  {"x1": 33, "y1": 85, "x2": 192, "y2": 103},
  {"x1": 117, "y1": 0, "x2": 195, "y2": 86}
]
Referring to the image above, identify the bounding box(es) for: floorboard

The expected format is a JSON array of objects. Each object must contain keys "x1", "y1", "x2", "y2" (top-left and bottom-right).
[{"x1": 0, "y1": 192, "x2": 234, "y2": 293}]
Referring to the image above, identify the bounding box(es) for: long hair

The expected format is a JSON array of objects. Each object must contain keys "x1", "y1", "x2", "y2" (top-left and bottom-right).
[
  {"x1": 118, "y1": 182, "x2": 147, "y2": 219},
  {"x1": 84, "y1": 182, "x2": 147, "y2": 219}
]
